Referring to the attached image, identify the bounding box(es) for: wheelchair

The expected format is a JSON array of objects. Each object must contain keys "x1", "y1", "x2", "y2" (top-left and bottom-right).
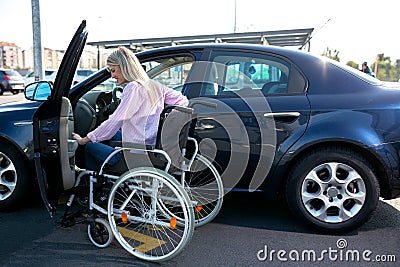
[{"x1": 60, "y1": 101, "x2": 224, "y2": 262}]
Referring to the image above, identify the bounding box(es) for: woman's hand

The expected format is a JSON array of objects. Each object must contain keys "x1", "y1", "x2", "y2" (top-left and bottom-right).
[{"x1": 72, "y1": 132, "x2": 91, "y2": 145}]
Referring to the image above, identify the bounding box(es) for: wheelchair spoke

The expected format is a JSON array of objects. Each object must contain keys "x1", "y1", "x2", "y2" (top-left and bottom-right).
[{"x1": 107, "y1": 167, "x2": 194, "y2": 262}]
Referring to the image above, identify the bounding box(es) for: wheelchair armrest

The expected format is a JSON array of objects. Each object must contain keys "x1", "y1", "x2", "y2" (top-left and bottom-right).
[
  {"x1": 109, "y1": 140, "x2": 122, "y2": 147},
  {"x1": 109, "y1": 140, "x2": 155, "y2": 151}
]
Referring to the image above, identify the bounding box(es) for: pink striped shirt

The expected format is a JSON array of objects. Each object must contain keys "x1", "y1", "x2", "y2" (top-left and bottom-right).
[{"x1": 87, "y1": 81, "x2": 188, "y2": 145}]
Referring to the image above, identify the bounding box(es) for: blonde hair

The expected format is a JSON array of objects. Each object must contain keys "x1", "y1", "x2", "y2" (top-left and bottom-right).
[{"x1": 107, "y1": 46, "x2": 160, "y2": 107}]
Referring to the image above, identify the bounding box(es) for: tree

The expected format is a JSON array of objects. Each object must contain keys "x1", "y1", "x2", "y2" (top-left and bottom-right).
[
  {"x1": 373, "y1": 53, "x2": 400, "y2": 81},
  {"x1": 346, "y1": 61, "x2": 358, "y2": 69},
  {"x1": 321, "y1": 47, "x2": 340, "y2": 62}
]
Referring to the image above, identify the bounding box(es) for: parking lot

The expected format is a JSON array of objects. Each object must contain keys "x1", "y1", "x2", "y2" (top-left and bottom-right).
[
  {"x1": 0, "y1": 91, "x2": 26, "y2": 104},
  {"x1": 0, "y1": 91, "x2": 399, "y2": 266},
  {"x1": 0, "y1": 191, "x2": 398, "y2": 266}
]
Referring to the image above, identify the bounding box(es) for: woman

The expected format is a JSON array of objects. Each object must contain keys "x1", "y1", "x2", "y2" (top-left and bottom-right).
[{"x1": 72, "y1": 46, "x2": 188, "y2": 171}]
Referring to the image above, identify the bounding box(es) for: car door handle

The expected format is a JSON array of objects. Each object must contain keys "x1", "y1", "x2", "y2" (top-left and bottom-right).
[
  {"x1": 263, "y1": 112, "x2": 301, "y2": 118},
  {"x1": 14, "y1": 121, "x2": 33, "y2": 126},
  {"x1": 264, "y1": 112, "x2": 301, "y2": 123}
]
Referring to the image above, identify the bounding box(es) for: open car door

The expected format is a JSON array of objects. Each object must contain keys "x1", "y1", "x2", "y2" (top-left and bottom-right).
[{"x1": 29, "y1": 20, "x2": 88, "y2": 217}]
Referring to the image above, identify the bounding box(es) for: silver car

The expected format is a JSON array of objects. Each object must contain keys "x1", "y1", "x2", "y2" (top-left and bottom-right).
[
  {"x1": 0, "y1": 69, "x2": 25, "y2": 95},
  {"x1": 23, "y1": 69, "x2": 58, "y2": 86}
]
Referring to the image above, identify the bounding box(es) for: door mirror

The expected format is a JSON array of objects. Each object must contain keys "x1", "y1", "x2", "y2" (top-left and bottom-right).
[{"x1": 25, "y1": 81, "x2": 52, "y2": 101}]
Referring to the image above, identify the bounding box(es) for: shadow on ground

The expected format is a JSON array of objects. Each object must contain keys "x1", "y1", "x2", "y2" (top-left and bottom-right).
[{"x1": 213, "y1": 191, "x2": 400, "y2": 235}]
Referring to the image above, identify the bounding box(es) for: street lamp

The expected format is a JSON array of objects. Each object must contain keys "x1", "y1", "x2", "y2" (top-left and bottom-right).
[
  {"x1": 31, "y1": 0, "x2": 44, "y2": 81},
  {"x1": 234, "y1": 0, "x2": 237, "y2": 33}
]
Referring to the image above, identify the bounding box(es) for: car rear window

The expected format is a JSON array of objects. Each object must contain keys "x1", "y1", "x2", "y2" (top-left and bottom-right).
[{"x1": 4, "y1": 70, "x2": 22, "y2": 77}]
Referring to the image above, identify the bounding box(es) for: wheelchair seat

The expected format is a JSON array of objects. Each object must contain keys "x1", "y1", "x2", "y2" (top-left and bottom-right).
[{"x1": 100, "y1": 105, "x2": 194, "y2": 175}]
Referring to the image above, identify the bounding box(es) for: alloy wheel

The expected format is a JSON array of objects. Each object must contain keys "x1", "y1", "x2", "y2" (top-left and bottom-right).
[{"x1": 301, "y1": 162, "x2": 366, "y2": 223}]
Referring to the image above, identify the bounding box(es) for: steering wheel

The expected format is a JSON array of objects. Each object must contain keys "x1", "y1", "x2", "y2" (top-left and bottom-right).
[{"x1": 112, "y1": 86, "x2": 124, "y2": 107}]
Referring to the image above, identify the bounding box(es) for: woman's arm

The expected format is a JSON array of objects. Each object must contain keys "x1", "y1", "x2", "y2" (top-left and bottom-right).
[
  {"x1": 163, "y1": 85, "x2": 189, "y2": 107},
  {"x1": 71, "y1": 133, "x2": 91, "y2": 145},
  {"x1": 87, "y1": 83, "x2": 140, "y2": 143}
]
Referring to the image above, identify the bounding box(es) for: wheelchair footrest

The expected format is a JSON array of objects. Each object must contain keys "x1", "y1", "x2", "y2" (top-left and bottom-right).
[{"x1": 60, "y1": 210, "x2": 87, "y2": 227}]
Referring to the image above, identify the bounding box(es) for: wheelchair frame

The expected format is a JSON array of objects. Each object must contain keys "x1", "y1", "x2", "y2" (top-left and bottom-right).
[{"x1": 60, "y1": 102, "x2": 224, "y2": 262}]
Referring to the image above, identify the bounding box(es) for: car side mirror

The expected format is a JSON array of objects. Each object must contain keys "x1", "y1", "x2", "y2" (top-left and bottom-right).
[{"x1": 24, "y1": 81, "x2": 52, "y2": 101}]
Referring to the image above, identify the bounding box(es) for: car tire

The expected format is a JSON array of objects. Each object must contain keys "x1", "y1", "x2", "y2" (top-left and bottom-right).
[
  {"x1": 0, "y1": 142, "x2": 33, "y2": 210},
  {"x1": 286, "y1": 146, "x2": 380, "y2": 233},
  {"x1": 11, "y1": 90, "x2": 19, "y2": 95}
]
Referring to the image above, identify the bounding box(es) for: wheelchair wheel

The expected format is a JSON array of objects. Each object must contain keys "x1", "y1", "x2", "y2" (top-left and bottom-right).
[
  {"x1": 181, "y1": 154, "x2": 224, "y2": 227},
  {"x1": 87, "y1": 217, "x2": 113, "y2": 248},
  {"x1": 107, "y1": 167, "x2": 194, "y2": 262}
]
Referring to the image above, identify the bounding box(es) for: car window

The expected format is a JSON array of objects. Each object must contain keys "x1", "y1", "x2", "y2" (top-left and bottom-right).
[
  {"x1": 45, "y1": 70, "x2": 56, "y2": 76},
  {"x1": 203, "y1": 51, "x2": 300, "y2": 96},
  {"x1": 76, "y1": 69, "x2": 94, "y2": 76},
  {"x1": 91, "y1": 78, "x2": 117, "y2": 91},
  {"x1": 142, "y1": 55, "x2": 194, "y2": 92},
  {"x1": 25, "y1": 70, "x2": 55, "y2": 78},
  {"x1": 26, "y1": 71, "x2": 35, "y2": 78}
]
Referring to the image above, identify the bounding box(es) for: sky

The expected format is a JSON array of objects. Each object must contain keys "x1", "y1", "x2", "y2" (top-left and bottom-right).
[{"x1": 1, "y1": 0, "x2": 399, "y2": 66}]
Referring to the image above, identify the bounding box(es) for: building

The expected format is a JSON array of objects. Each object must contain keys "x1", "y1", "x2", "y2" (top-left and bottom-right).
[
  {"x1": 44, "y1": 47, "x2": 63, "y2": 69},
  {"x1": 0, "y1": 42, "x2": 21, "y2": 69},
  {"x1": 22, "y1": 46, "x2": 97, "y2": 71},
  {"x1": 23, "y1": 47, "x2": 65, "y2": 70},
  {"x1": 78, "y1": 48, "x2": 98, "y2": 69}
]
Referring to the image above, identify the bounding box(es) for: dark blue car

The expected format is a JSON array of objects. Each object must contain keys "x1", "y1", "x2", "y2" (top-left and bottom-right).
[{"x1": 1, "y1": 20, "x2": 399, "y2": 233}]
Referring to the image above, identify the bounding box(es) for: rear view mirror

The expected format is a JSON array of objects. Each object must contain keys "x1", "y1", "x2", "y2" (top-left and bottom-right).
[{"x1": 24, "y1": 81, "x2": 52, "y2": 101}]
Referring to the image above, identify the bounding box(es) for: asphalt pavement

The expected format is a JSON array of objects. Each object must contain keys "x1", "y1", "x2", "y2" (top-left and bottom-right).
[
  {"x1": 0, "y1": 91, "x2": 27, "y2": 104},
  {"x1": 0, "y1": 191, "x2": 398, "y2": 267}
]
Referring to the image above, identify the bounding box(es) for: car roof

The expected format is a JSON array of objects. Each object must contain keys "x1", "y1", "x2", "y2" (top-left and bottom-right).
[
  {"x1": 135, "y1": 43, "x2": 323, "y2": 76},
  {"x1": 136, "y1": 42, "x2": 385, "y2": 94},
  {"x1": 136, "y1": 43, "x2": 315, "y2": 60}
]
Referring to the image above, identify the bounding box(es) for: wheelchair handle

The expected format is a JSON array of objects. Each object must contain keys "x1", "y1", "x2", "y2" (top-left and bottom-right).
[
  {"x1": 173, "y1": 105, "x2": 194, "y2": 114},
  {"x1": 161, "y1": 105, "x2": 194, "y2": 117},
  {"x1": 189, "y1": 100, "x2": 217, "y2": 109}
]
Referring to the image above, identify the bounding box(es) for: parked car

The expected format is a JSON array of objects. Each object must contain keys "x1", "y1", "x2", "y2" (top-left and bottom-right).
[
  {"x1": 0, "y1": 68, "x2": 25, "y2": 94},
  {"x1": 1, "y1": 20, "x2": 400, "y2": 234},
  {"x1": 23, "y1": 69, "x2": 58, "y2": 86},
  {"x1": 45, "y1": 68, "x2": 96, "y2": 85},
  {"x1": 74, "y1": 69, "x2": 96, "y2": 83}
]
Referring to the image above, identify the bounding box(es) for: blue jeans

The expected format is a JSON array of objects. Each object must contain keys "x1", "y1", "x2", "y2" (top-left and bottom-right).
[{"x1": 84, "y1": 131, "x2": 123, "y2": 171}]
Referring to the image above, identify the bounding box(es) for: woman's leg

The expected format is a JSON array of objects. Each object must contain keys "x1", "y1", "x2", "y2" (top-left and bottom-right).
[
  {"x1": 85, "y1": 142, "x2": 122, "y2": 171},
  {"x1": 110, "y1": 130, "x2": 122, "y2": 142}
]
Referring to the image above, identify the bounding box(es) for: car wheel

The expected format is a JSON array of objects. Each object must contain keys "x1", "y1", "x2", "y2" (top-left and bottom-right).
[
  {"x1": 11, "y1": 90, "x2": 19, "y2": 95},
  {"x1": 286, "y1": 147, "x2": 380, "y2": 233},
  {"x1": 0, "y1": 143, "x2": 32, "y2": 210}
]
